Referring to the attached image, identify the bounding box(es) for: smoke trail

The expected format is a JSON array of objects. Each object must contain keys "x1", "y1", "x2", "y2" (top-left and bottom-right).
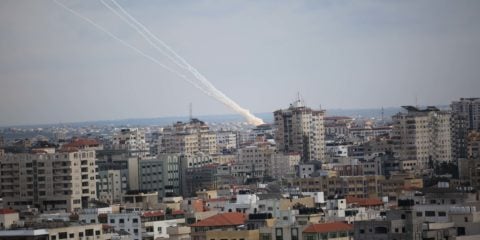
[
  {"x1": 52, "y1": 0, "x2": 213, "y2": 97},
  {"x1": 103, "y1": 0, "x2": 265, "y2": 125}
]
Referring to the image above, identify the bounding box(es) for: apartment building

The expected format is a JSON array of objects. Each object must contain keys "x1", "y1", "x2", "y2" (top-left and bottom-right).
[
  {"x1": 392, "y1": 106, "x2": 452, "y2": 169},
  {"x1": 0, "y1": 149, "x2": 97, "y2": 212},
  {"x1": 112, "y1": 128, "x2": 149, "y2": 156},
  {"x1": 274, "y1": 100, "x2": 326, "y2": 162},
  {"x1": 237, "y1": 144, "x2": 275, "y2": 178},
  {"x1": 451, "y1": 98, "x2": 480, "y2": 131},
  {"x1": 97, "y1": 169, "x2": 128, "y2": 204},
  {"x1": 159, "y1": 119, "x2": 217, "y2": 155}
]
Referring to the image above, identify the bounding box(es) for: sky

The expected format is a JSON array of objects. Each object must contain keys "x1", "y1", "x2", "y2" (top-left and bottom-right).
[{"x1": 1, "y1": 0, "x2": 480, "y2": 126}]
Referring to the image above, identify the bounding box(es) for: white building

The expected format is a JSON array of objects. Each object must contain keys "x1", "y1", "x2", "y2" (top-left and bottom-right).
[{"x1": 108, "y1": 212, "x2": 142, "y2": 240}]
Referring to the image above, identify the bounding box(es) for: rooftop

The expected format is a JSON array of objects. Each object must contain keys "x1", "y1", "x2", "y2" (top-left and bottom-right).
[
  {"x1": 303, "y1": 222, "x2": 353, "y2": 233},
  {"x1": 190, "y1": 212, "x2": 245, "y2": 227}
]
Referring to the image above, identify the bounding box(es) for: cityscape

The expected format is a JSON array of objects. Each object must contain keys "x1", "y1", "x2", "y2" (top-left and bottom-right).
[{"x1": 1, "y1": 1, "x2": 480, "y2": 240}]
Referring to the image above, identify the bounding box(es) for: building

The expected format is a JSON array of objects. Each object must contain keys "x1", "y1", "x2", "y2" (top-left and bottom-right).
[
  {"x1": 269, "y1": 153, "x2": 301, "y2": 179},
  {"x1": 392, "y1": 106, "x2": 452, "y2": 169},
  {"x1": 216, "y1": 131, "x2": 238, "y2": 153},
  {"x1": 451, "y1": 98, "x2": 480, "y2": 131},
  {"x1": 190, "y1": 212, "x2": 246, "y2": 240},
  {"x1": 0, "y1": 149, "x2": 97, "y2": 212},
  {"x1": 0, "y1": 209, "x2": 19, "y2": 230},
  {"x1": 108, "y1": 212, "x2": 142, "y2": 240},
  {"x1": 0, "y1": 223, "x2": 108, "y2": 240},
  {"x1": 274, "y1": 100, "x2": 326, "y2": 162},
  {"x1": 237, "y1": 144, "x2": 275, "y2": 178},
  {"x1": 159, "y1": 119, "x2": 217, "y2": 155},
  {"x1": 112, "y1": 128, "x2": 149, "y2": 156},
  {"x1": 303, "y1": 222, "x2": 353, "y2": 240},
  {"x1": 97, "y1": 169, "x2": 128, "y2": 204}
]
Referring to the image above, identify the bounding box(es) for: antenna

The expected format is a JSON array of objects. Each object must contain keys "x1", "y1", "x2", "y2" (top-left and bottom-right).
[
  {"x1": 189, "y1": 102, "x2": 193, "y2": 121},
  {"x1": 415, "y1": 94, "x2": 418, "y2": 108}
]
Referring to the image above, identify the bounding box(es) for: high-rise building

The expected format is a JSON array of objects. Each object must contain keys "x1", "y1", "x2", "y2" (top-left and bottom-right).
[
  {"x1": 112, "y1": 128, "x2": 149, "y2": 156},
  {"x1": 392, "y1": 106, "x2": 452, "y2": 169},
  {"x1": 451, "y1": 98, "x2": 480, "y2": 131},
  {"x1": 158, "y1": 119, "x2": 217, "y2": 155},
  {"x1": 0, "y1": 149, "x2": 97, "y2": 212},
  {"x1": 451, "y1": 98, "x2": 480, "y2": 161},
  {"x1": 274, "y1": 100, "x2": 326, "y2": 162}
]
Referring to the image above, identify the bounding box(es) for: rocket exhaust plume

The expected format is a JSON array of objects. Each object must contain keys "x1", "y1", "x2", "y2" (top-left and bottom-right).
[{"x1": 53, "y1": 0, "x2": 265, "y2": 126}]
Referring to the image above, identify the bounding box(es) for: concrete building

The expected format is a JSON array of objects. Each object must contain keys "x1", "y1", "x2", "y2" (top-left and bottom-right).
[
  {"x1": 0, "y1": 209, "x2": 19, "y2": 230},
  {"x1": 108, "y1": 212, "x2": 142, "y2": 240},
  {"x1": 237, "y1": 144, "x2": 275, "y2": 178},
  {"x1": 97, "y1": 169, "x2": 128, "y2": 204},
  {"x1": 190, "y1": 212, "x2": 246, "y2": 240},
  {"x1": 269, "y1": 153, "x2": 301, "y2": 179},
  {"x1": 303, "y1": 222, "x2": 353, "y2": 240},
  {"x1": 159, "y1": 119, "x2": 217, "y2": 155},
  {"x1": 112, "y1": 128, "x2": 149, "y2": 157},
  {"x1": 451, "y1": 98, "x2": 480, "y2": 131},
  {"x1": 392, "y1": 106, "x2": 452, "y2": 169},
  {"x1": 0, "y1": 223, "x2": 108, "y2": 240},
  {"x1": 274, "y1": 100, "x2": 326, "y2": 162},
  {"x1": 139, "y1": 154, "x2": 181, "y2": 198},
  {"x1": 216, "y1": 131, "x2": 238, "y2": 152},
  {"x1": 0, "y1": 149, "x2": 97, "y2": 212}
]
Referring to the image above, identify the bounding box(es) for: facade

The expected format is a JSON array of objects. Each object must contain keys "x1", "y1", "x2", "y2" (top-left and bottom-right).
[
  {"x1": 97, "y1": 169, "x2": 128, "y2": 204},
  {"x1": 216, "y1": 131, "x2": 238, "y2": 152},
  {"x1": 392, "y1": 106, "x2": 452, "y2": 169},
  {"x1": 159, "y1": 119, "x2": 217, "y2": 155},
  {"x1": 0, "y1": 223, "x2": 107, "y2": 240},
  {"x1": 451, "y1": 98, "x2": 480, "y2": 131},
  {"x1": 274, "y1": 100, "x2": 326, "y2": 162},
  {"x1": 112, "y1": 128, "x2": 149, "y2": 156},
  {"x1": 138, "y1": 154, "x2": 181, "y2": 198},
  {"x1": 237, "y1": 144, "x2": 275, "y2": 178},
  {"x1": 303, "y1": 222, "x2": 353, "y2": 240},
  {"x1": 108, "y1": 212, "x2": 142, "y2": 240},
  {"x1": 0, "y1": 209, "x2": 19, "y2": 230},
  {"x1": 269, "y1": 153, "x2": 301, "y2": 179},
  {"x1": 0, "y1": 149, "x2": 97, "y2": 212}
]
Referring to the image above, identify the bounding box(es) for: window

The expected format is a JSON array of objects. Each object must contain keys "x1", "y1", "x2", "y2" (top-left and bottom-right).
[
  {"x1": 110, "y1": 219, "x2": 115, "y2": 223},
  {"x1": 132, "y1": 218, "x2": 138, "y2": 223},
  {"x1": 58, "y1": 232, "x2": 67, "y2": 239},
  {"x1": 119, "y1": 218, "x2": 124, "y2": 223},
  {"x1": 438, "y1": 211, "x2": 447, "y2": 217},
  {"x1": 291, "y1": 228, "x2": 298, "y2": 240},
  {"x1": 69, "y1": 233, "x2": 74, "y2": 238},
  {"x1": 425, "y1": 211, "x2": 435, "y2": 217},
  {"x1": 416, "y1": 212, "x2": 423, "y2": 217},
  {"x1": 85, "y1": 229, "x2": 94, "y2": 236},
  {"x1": 275, "y1": 228, "x2": 283, "y2": 240},
  {"x1": 95, "y1": 230, "x2": 100, "y2": 236}
]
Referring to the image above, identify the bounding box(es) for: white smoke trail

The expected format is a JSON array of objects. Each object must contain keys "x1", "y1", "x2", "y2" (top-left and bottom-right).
[
  {"x1": 103, "y1": 0, "x2": 265, "y2": 125},
  {"x1": 52, "y1": 0, "x2": 213, "y2": 97}
]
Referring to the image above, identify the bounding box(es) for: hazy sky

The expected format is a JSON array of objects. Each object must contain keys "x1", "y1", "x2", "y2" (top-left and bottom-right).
[{"x1": 1, "y1": 0, "x2": 480, "y2": 126}]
